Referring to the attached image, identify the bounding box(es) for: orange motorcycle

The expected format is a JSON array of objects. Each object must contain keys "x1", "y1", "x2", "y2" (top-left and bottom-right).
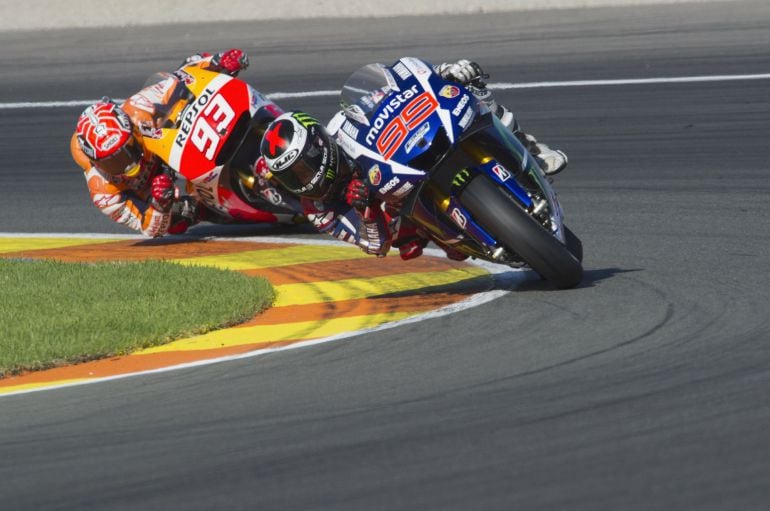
[{"x1": 142, "y1": 66, "x2": 302, "y2": 224}]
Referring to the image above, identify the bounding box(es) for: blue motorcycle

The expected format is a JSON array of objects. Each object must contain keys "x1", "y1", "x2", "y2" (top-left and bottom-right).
[{"x1": 335, "y1": 58, "x2": 583, "y2": 289}]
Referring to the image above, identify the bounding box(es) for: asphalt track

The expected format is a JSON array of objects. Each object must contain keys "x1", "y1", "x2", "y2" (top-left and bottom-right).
[{"x1": 1, "y1": 1, "x2": 770, "y2": 509}]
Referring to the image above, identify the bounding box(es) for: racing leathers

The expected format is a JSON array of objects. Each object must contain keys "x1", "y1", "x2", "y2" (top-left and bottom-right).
[{"x1": 70, "y1": 49, "x2": 254, "y2": 237}]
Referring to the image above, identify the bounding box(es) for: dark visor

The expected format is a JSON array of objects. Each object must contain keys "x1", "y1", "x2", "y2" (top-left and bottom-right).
[
  {"x1": 276, "y1": 134, "x2": 331, "y2": 199},
  {"x1": 94, "y1": 138, "x2": 142, "y2": 176}
]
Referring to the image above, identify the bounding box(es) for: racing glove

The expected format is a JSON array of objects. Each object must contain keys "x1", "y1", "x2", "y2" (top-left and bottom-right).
[
  {"x1": 436, "y1": 59, "x2": 488, "y2": 87},
  {"x1": 345, "y1": 178, "x2": 370, "y2": 211},
  {"x1": 210, "y1": 49, "x2": 249, "y2": 76},
  {"x1": 151, "y1": 173, "x2": 175, "y2": 212}
]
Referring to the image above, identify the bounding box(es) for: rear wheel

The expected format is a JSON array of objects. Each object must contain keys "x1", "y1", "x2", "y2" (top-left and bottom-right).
[{"x1": 460, "y1": 176, "x2": 583, "y2": 289}]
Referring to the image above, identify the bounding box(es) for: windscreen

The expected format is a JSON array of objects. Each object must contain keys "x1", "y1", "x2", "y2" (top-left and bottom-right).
[{"x1": 339, "y1": 63, "x2": 397, "y2": 121}]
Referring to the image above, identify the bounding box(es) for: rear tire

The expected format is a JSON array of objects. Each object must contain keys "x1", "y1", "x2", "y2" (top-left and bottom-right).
[{"x1": 460, "y1": 176, "x2": 583, "y2": 289}]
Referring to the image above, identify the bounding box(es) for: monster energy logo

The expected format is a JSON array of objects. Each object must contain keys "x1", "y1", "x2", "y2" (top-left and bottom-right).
[
  {"x1": 324, "y1": 142, "x2": 338, "y2": 181},
  {"x1": 292, "y1": 112, "x2": 320, "y2": 129},
  {"x1": 452, "y1": 168, "x2": 471, "y2": 187}
]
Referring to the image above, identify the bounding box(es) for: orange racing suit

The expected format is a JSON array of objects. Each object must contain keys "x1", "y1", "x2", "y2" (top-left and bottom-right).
[{"x1": 69, "y1": 53, "x2": 240, "y2": 237}]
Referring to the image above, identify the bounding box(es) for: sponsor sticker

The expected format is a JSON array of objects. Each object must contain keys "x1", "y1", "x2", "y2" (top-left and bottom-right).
[
  {"x1": 344, "y1": 105, "x2": 369, "y2": 126},
  {"x1": 365, "y1": 84, "x2": 421, "y2": 145},
  {"x1": 450, "y1": 208, "x2": 468, "y2": 229},
  {"x1": 402, "y1": 57, "x2": 431, "y2": 76},
  {"x1": 492, "y1": 164, "x2": 512, "y2": 182},
  {"x1": 380, "y1": 176, "x2": 401, "y2": 194},
  {"x1": 458, "y1": 108, "x2": 474, "y2": 129},
  {"x1": 130, "y1": 94, "x2": 155, "y2": 114},
  {"x1": 440, "y1": 85, "x2": 461, "y2": 99},
  {"x1": 393, "y1": 62, "x2": 412, "y2": 80},
  {"x1": 272, "y1": 148, "x2": 300, "y2": 171},
  {"x1": 392, "y1": 181, "x2": 415, "y2": 199},
  {"x1": 296, "y1": 169, "x2": 325, "y2": 194},
  {"x1": 101, "y1": 134, "x2": 120, "y2": 151},
  {"x1": 368, "y1": 164, "x2": 382, "y2": 186},
  {"x1": 262, "y1": 187, "x2": 284, "y2": 205},
  {"x1": 452, "y1": 94, "x2": 470, "y2": 116},
  {"x1": 405, "y1": 122, "x2": 430, "y2": 153},
  {"x1": 341, "y1": 121, "x2": 360, "y2": 139},
  {"x1": 138, "y1": 122, "x2": 162, "y2": 139},
  {"x1": 174, "y1": 69, "x2": 195, "y2": 85},
  {"x1": 202, "y1": 169, "x2": 220, "y2": 184}
]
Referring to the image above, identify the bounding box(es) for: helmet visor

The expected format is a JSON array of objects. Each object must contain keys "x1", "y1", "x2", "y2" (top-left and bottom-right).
[
  {"x1": 278, "y1": 133, "x2": 337, "y2": 199},
  {"x1": 93, "y1": 138, "x2": 142, "y2": 177}
]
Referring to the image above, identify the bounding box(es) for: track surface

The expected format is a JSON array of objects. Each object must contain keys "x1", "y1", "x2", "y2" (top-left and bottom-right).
[{"x1": 2, "y1": 2, "x2": 770, "y2": 509}]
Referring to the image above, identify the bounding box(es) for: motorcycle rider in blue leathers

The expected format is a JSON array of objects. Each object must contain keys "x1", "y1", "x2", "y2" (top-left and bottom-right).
[{"x1": 260, "y1": 59, "x2": 569, "y2": 260}]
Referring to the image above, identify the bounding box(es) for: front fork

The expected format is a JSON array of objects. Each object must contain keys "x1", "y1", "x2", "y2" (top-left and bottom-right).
[{"x1": 426, "y1": 159, "x2": 563, "y2": 261}]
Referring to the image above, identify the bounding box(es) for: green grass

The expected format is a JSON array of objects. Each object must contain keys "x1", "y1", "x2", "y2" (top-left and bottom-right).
[{"x1": 0, "y1": 259, "x2": 274, "y2": 377}]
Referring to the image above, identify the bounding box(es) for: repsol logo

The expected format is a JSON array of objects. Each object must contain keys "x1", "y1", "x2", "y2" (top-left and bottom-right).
[
  {"x1": 175, "y1": 87, "x2": 216, "y2": 148},
  {"x1": 365, "y1": 85, "x2": 420, "y2": 145}
]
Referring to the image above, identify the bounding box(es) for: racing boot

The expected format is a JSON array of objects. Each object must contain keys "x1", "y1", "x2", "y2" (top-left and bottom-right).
[
  {"x1": 516, "y1": 131, "x2": 569, "y2": 176},
  {"x1": 446, "y1": 61, "x2": 569, "y2": 177},
  {"x1": 495, "y1": 104, "x2": 569, "y2": 176},
  {"x1": 399, "y1": 239, "x2": 428, "y2": 260},
  {"x1": 390, "y1": 217, "x2": 428, "y2": 261},
  {"x1": 434, "y1": 240, "x2": 469, "y2": 261},
  {"x1": 443, "y1": 246, "x2": 469, "y2": 261}
]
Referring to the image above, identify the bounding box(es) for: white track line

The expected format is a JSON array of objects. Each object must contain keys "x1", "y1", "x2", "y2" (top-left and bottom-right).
[
  {"x1": 2, "y1": 73, "x2": 769, "y2": 110},
  {"x1": 490, "y1": 73, "x2": 770, "y2": 89},
  {"x1": 0, "y1": 234, "x2": 527, "y2": 397}
]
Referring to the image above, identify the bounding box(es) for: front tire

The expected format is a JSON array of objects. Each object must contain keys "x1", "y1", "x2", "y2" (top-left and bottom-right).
[
  {"x1": 460, "y1": 176, "x2": 583, "y2": 289},
  {"x1": 564, "y1": 225, "x2": 583, "y2": 262}
]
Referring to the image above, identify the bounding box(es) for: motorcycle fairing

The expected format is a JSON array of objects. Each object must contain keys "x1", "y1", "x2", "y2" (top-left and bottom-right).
[
  {"x1": 142, "y1": 66, "x2": 288, "y2": 221},
  {"x1": 337, "y1": 57, "x2": 478, "y2": 172}
]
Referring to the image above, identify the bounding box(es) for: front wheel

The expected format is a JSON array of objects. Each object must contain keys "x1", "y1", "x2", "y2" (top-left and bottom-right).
[
  {"x1": 460, "y1": 176, "x2": 583, "y2": 289},
  {"x1": 564, "y1": 225, "x2": 583, "y2": 263}
]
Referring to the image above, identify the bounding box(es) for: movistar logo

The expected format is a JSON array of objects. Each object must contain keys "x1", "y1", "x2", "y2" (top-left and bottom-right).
[
  {"x1": 292, "y1": 112, "x2": 320, "y2": 129},
  {"x1": 365, "y1": 84, "x2": 420, "y2": 145}
]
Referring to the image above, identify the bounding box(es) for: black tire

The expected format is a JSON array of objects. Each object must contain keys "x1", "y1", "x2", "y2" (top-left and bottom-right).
[
  {"x1": 564, "y1": 225, "x2": 583, "y2": 262},
  {"x1": 460, "y1": 176, "x2": 583, "y2": 289}
]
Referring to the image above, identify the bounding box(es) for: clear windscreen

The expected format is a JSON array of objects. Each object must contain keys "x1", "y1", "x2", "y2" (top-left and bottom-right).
[
  {"x1": 140, "y1": 72, "x2": 194, "y2": 128},
  {"x1": 340, "y1": 63, "x2": 397, "y2": 120}
]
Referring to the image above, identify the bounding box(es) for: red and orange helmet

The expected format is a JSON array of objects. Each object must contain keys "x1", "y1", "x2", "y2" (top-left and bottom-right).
[{"x1": 76, "y1": 100, "x2": 142, "y2": 177}]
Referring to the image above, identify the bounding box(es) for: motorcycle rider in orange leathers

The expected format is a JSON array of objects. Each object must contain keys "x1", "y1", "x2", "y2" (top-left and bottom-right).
[{"x1": 70, "y1": 49, "x2": 287, "y2": 237}]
